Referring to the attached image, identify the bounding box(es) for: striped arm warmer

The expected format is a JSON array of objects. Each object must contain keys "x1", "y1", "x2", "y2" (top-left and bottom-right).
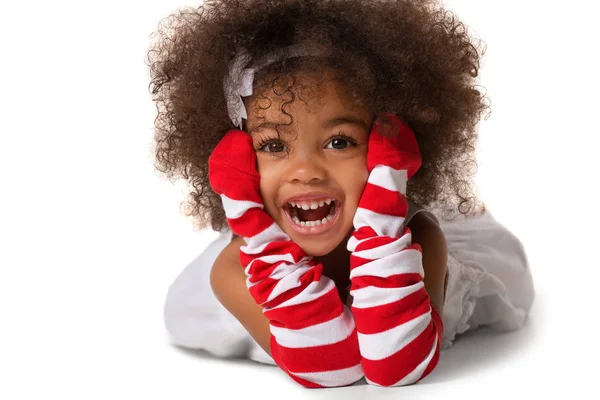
[
  {"x1": 346, "y1": 114, "x2": 444, "y2": 386},
  {"x1": 209, "y1": 130, "x2": 363, "y2": 388}
]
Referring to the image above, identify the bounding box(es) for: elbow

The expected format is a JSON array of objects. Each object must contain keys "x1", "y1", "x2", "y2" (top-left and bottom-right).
[
  {"x1": 360, "y1": 317, "x2": 443, "y2": 387},
  {"x1": 270, "y1": 335, "x2": 365, "y2": 388},
  {"x1": 362, "y1": 349, "x2": 441, "y2": 387},
  {"x1": 288, "y1": 368, "x2": 365, "y2": 389}
]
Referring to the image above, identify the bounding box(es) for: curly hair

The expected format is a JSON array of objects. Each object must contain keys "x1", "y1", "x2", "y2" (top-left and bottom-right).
[{"x1": 146, "y1": 0, "x2": 490, "y2": 233}]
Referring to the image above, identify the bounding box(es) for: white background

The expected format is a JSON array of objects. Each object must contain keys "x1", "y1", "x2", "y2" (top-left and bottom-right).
[{"x1": 1, "y1": 0, "x2": 598, "y2": 398}]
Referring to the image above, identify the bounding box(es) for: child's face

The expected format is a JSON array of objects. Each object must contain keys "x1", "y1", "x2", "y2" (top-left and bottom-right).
[{"x1": 245, "y1": 70, "x2": 374, "y2": 256}]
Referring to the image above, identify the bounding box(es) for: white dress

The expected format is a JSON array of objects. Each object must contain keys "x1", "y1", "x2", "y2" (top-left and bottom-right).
[{"x1": 163, "y1": 202, "x2": 535, "y2": 365}]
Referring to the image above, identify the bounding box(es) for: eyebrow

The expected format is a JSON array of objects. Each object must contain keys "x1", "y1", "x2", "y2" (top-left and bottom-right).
[{"x1": 248, "y1": 116, "x2": 370, "y2": 134}]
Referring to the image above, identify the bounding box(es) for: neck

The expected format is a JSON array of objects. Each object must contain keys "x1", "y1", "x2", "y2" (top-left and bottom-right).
[{"x1": 315, "y1": 230, "x2": 353, "y2": 284}]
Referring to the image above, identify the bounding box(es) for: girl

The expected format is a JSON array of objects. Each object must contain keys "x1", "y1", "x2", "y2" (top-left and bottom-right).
[{"x1": 147, "y1": 0, "x2": 535, "y2": 388}]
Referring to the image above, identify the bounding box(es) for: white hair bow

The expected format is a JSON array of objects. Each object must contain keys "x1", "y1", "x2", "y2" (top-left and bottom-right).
[
  {"x1": 223, "y1": 44, "x2": 331, "y2": 130},
  {"x1": 223, "y1": 47, "x2": 254, "y2": 130}
]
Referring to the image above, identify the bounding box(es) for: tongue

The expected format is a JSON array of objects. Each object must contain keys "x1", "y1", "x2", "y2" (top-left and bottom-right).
[{"x1": 297, "y1": 203, "x2": 333, "y2": 221}]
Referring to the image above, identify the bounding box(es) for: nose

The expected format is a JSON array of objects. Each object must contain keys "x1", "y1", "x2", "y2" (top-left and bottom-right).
[{"x1": 282, "y1": 147, "x2": 328, "y2": 184}]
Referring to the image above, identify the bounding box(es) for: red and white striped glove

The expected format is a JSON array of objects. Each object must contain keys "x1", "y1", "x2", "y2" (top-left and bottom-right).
[
  {"x1": 347, "y1": 113, "x2": 444, "y2": 386},
  {"x1": 208, "y1": 130, "x2": 363, "y2": 388}
]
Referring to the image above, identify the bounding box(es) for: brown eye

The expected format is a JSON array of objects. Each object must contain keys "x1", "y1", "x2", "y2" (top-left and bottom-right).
[
  {"x1": 326, "y1": 135, "x2": 357, "y2": 150},
  {"x1": 260, "y1": 140, "x2": 286, "y2": 153},
  {"x1": 329, "y1": 138, "x2": 348, "y2": 149}
]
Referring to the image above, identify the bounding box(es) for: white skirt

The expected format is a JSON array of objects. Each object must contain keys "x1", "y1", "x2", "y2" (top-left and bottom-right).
[{"x1": 163, "y1": 207, "x2": 535, "y2": 365}]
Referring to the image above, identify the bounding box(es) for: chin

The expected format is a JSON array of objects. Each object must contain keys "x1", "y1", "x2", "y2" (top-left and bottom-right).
[
  {"x1": 284, "y1": 225, "x2": 354, "y2": 258},
  {"x1": 295, "y1": 239, "x2": 340, "y2": 257}
]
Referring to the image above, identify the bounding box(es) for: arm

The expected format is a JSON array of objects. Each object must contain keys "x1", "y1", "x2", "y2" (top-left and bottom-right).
[
  {"x1": 348, "y1": 113, "x2": 445, "y2": 386},
  {"x1": 208, "y1": 130, "x2": 363, "y2": 388},
  {"x1": 408, "y1": 212, "x2": 448, "y2": 319},
  {"x1": 210, "y1": 235, "x2": 272, "y2": 355}
]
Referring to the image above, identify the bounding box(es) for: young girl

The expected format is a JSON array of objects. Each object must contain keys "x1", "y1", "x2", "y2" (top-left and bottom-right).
[{"x1": 147, "y1": 0, "x2": 535, "y2": 388}]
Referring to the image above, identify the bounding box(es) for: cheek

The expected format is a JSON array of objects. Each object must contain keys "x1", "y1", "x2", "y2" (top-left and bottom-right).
[
  {"x1": 256, "y1": 159, "x2": 280, "y2": 213},
  {"x1": 339, "y1": 158, "x2": 369, "y2": 204}
]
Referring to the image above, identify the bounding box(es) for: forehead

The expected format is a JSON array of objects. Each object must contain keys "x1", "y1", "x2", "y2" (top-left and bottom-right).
[{"x1": 245, "y1": 68, "x2": 371, "y2": 125}]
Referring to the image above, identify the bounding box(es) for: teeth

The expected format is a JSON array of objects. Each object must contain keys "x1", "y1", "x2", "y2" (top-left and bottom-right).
[
  {"x1": 286, "y1": 198, "x2": 339, "y2": 229},
  {"x1": 287, "y1": 199, "x2": 335, "y2": 210},
  {"x1": 289, "y1": 206, "x2": 337, "y2": 228}
]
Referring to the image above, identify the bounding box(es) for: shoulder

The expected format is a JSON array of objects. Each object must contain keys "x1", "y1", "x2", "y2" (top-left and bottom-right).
[
  {"x1": 212, "y1": 235, "x2": 245, "y2": 270},
  {"x1": 406, "y1": 211, "x2": 448, "y2": 317},
  {"x1": 209, "y1": 235, "x2": 246, "y2": 301},
  {"x1": 406, "y1": 210, "x2": 446, "y2": 257}
]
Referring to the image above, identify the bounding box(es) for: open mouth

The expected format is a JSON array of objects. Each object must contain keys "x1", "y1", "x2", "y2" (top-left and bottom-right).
[{"x1": 283, "y1": 198, "x2": 340, "y2": 233}]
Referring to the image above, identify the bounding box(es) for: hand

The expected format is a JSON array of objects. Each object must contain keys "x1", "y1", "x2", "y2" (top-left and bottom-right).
[
  {"x1": 208, "y1": 129, "x2": 260, "y2": 203},
  {"x1": 352, "y1": 113, "x2": 422, "y2": 241},
  {"x1": 208, "y1": 129, "x2": 277, "y2": 240},
  {"x1": 367, "y1": 113, "x2": 421, "y2": 178}
]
